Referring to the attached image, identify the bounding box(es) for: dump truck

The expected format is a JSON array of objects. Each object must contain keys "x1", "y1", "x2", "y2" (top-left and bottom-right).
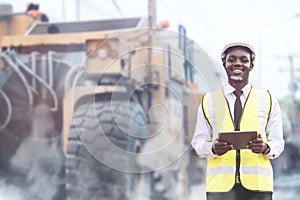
[{"x1": 0, "y1": 3, "x2": 221, "y2": 199}]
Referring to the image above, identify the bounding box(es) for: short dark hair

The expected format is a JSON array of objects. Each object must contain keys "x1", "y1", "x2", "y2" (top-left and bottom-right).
[{"x1": 26, "y1": 3, "x2": 39, "y2": 11}]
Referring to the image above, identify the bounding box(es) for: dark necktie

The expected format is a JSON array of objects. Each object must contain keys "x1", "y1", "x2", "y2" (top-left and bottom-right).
[{"x1": 233, "y1": 90, "x2": 242, "y2": 131}]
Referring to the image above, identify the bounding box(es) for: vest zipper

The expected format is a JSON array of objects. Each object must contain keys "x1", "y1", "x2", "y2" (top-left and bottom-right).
[
  {"x1": 236, "y1": 149, "x2": 241, "y2": 183},
  {"x1": 235, "y1": 126, "x2": 241, "y2": 183}
]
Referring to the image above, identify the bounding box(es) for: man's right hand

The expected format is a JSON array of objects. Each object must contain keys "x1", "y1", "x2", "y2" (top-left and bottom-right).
[{"x1": 212, "y1": 139, "x2": 234, "y2": 156}]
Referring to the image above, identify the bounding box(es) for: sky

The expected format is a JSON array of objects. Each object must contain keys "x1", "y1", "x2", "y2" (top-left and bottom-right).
[{"x1": 5, "y1": 0, "x2": 300, "y2": 99}]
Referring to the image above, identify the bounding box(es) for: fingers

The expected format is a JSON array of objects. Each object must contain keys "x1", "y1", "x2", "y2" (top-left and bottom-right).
[
  {"x1": 213, "y1": 139, "x2": 234, "y2": 156},
  {"x1": 213, "y1": 133, "x2": 267, "y2": 155},
  {"x1": 257, "y1": 133, "x2": 262, "y2": 138},
  {"x1": 248, "y1": 143, "x2": 265, "y2": 153},
  {"x1": 247, "y1": 134, "x2": 267, "y2": 154},
  {"x1": 248, "y1": 137, "x2": 263, "y2": 145}
]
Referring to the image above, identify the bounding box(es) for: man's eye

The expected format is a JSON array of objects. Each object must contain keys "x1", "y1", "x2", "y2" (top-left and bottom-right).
[
  {"x1": 241, "y1": 58, "x2": 249, "y2": 63},
  {"x1": 227, "y1": 58, "x2": 235, "y2": 62}
]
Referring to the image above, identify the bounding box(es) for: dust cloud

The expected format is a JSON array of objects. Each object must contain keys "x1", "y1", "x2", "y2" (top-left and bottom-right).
[{"x1": 0, "y1": 103, "x2": 65, "y2": 200}]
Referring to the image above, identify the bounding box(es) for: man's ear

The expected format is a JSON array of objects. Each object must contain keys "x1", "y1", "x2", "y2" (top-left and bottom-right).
[
  {"x1": 250, "y1": 63, "x2": 254, "y2": 71},
  {"x1": 222, "y1": 59, "x2": 226, "y2": 67}
]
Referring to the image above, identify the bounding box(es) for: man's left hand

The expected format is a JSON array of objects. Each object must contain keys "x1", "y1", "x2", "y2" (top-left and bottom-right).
[{"x1": 247, "y1": 133, "x2": 268, "y2": 154}]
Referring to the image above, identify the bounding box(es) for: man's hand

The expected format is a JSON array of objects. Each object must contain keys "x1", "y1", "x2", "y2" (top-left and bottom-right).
[
  {"x1": 212, "y1": 139, "x2": 234, "y2": 156},
  {"x1": 247, "y1": 133, "x2": 269, "y2": 154}
]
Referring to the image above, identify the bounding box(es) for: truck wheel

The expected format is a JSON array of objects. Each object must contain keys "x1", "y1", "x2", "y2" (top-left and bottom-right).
[
  {"x1": 66, "y1": 97, "x2": 150, "y2": 200},
  {"x1": 0, "y1": 60, "x2": 69, "y2": 199}
]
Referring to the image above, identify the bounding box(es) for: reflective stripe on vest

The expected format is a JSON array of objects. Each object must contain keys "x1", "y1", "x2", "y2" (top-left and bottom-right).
[{"x1": 202, "y1": 87, "x2": 273, "y2": 192}]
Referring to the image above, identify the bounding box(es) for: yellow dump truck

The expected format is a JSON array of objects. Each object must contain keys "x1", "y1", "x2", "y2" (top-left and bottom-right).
[{"x1": 0, "y1": 3, "x2": 221, "y2": 199}]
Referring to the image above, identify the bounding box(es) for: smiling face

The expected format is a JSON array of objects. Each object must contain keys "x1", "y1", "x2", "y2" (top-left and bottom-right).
[{"x1": 224, "y1": 47, "x2": 254, "y2": 88}]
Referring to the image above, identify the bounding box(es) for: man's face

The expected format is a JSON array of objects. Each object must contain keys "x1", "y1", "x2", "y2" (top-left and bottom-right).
[{"x1": 224, "y1": 47, "x2": 253, "y2": 83}]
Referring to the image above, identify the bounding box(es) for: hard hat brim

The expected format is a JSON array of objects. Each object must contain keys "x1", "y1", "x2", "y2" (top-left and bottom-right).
[{"x1": 221, "y1": 42, "x2": 255, "y2": 59}]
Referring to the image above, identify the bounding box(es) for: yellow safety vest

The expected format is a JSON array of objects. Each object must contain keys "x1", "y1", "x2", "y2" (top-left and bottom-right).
[{"x1": 202, "y1": 87, "x2": 273, "y2": 192}]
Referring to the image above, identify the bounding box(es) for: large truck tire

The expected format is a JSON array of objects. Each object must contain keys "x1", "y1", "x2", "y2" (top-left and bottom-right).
[
  {"x1": 66, "y1": 97, "x2": 151, "y2": 200},
  {"x1": 0, "y1": 59, "x2": 70, "y2": 160},
  {"x1": 0, "y1": 59, "x2": 70, "y2": 199}
]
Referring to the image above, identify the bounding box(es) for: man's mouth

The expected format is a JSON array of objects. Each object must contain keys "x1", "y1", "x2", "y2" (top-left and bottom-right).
[
  {"x1": 231, "y1": 68, "x2": 243, "y2": 81},
  {"x1": 233, "y1": 69, "x2": 243, "y2": 75}
]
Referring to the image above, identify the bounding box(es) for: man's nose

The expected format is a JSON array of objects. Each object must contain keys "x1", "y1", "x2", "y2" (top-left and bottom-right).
[{"x1": 233, "y1": 59, "x2": 242, "y2": 66}]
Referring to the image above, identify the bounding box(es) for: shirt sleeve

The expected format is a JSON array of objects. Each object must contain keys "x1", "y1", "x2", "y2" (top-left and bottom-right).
[
  {"x1": 191, "y1": 103, "x2": 216, "y2": 159},
  {"x1": 264, "y1": 94, "x2": 285, "y2": 159}
]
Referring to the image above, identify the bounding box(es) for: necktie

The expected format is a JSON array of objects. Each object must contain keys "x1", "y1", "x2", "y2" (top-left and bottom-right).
[{"x1": 233, "y1": 90, "x2": 242, "y2": 131}]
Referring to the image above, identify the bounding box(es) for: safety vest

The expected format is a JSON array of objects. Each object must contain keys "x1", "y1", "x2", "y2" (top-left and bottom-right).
[{"x1": 202, "y1": 87, "x2": 273, "y2": 192}]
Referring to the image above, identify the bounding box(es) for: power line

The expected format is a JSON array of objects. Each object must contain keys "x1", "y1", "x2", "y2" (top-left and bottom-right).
[
  {"x1": 157, "y1": 0, "x2": 221, "y2": 54},
  {"x1": 177, "y1": 0, "x2": 231, "y2": 41},
  {"x1": 111, "y1": 0, "x2": 124, "y2": 17}
]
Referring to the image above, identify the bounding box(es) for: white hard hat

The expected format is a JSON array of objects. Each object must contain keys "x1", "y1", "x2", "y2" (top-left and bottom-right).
[{"x1": 221, "y1": 42, "x2": 256, "y2": 61}]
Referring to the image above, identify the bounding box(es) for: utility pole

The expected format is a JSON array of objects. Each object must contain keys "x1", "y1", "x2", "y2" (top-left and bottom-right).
[
  {"x1": 288, "y1": 54, "x2": 299, "y2": 133},
  {"x1": 76, "y1": 0, "x2": 80, "y2": 20},
  {"x1": 62, "y1": 0, "x2": 66, "y2": 21},
  {"x1": 278, "y1": 54, "x2": 300, "y2": 133},
  {"x1": 146, "y1": 0, "x2": 157, "y2": 85},
  {"x1": 148, "y1": 0, "x2": 156, "y2": 28},
  {"x1": 257, "y1": 14, "x2": 300, "y2": 85},
  {"x1": 288, "y1": 55, "x2": 297, "y2": 107}
]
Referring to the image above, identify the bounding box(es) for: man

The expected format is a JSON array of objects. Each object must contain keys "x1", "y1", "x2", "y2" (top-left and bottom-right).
[
  {"x1": 191, "y1": 42, "x2": 284, "y2": 200},
  {"x1": 26, "y1": 3, "x2": 49, "y2": 22}
]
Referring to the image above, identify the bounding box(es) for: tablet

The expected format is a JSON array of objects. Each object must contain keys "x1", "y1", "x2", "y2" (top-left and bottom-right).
[{"x1": 218, "y1": 131, "x2": 257, "y2": 149}]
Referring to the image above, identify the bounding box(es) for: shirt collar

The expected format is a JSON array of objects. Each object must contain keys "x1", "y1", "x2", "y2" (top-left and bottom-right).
[{"x1": 223, "y1": 83, "x2": 251, "y2": 97}]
